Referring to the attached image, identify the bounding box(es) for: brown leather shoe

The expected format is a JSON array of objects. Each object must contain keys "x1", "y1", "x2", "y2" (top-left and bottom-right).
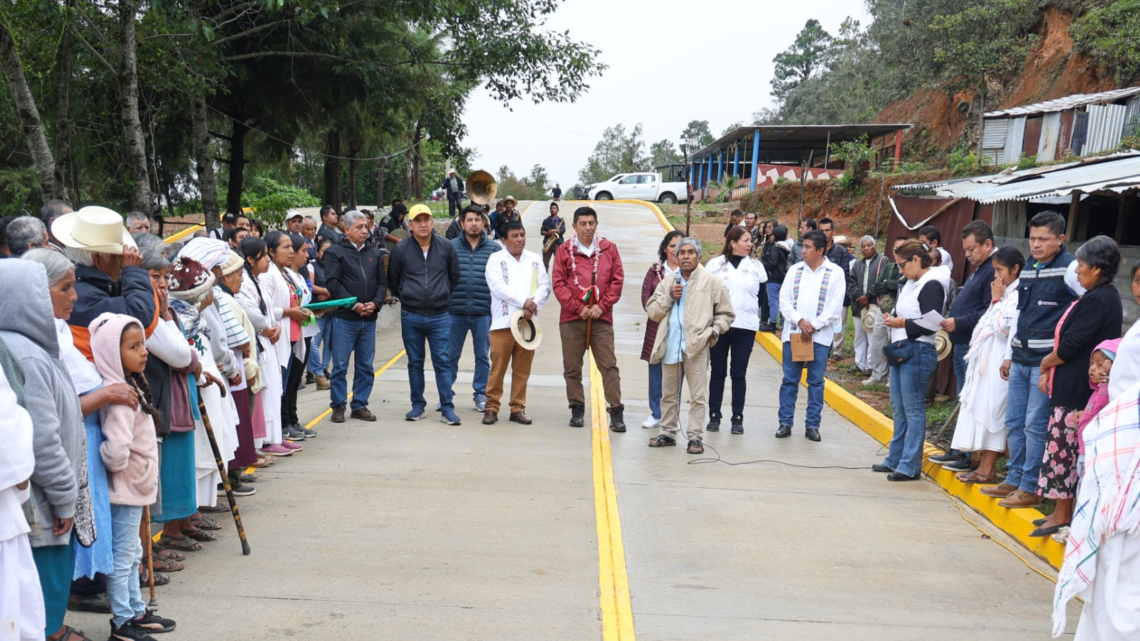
[
  {"x1": 350, "y1": 408, "x2": 377, "y2": 422},
  {"x1": 979, "y1": 482, "x2": 1017, "y2": 498},
  {"x1": 509, "y1": 411, "x2": 532, "y2": 425},
  {"x1": 331, "y1": 407, "x2": 345, "y2": 423},
  {"x1": 999, "y1": 489, "x2": 1041, "y2": 509},
  {"x1": 314, "y1": 375, "x2": 330, "y2": 391},
  {"x1": 482, "y1": 410, "x2": 498, "y2": 425}
]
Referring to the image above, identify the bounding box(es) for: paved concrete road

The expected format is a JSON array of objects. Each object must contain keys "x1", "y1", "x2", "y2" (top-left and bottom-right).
[{"x1": 66, "y1": 201, "x2": 1078, "y2": 640}]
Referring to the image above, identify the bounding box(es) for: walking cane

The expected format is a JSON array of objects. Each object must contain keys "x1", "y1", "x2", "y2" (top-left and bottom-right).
[
  {"x1": 143, "y1": 505, "x2": 157, "y2": 607},
  {"x1": 198, "y1": 397, "x2": 251, "y2": 555}
]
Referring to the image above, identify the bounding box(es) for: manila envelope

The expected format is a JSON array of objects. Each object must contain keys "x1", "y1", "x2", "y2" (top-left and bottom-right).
[{"x1": 790, "y1": 332, "x2": 815, "y2": 362}]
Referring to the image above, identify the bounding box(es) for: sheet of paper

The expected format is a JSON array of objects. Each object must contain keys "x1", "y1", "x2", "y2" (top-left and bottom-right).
[{"x1": 912, "y1": 310, "x2": 945, "y2": 333}]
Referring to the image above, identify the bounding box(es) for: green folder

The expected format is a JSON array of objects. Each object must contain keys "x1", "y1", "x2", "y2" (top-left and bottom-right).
[{"x1": 303, "y1": 297, "x2": 358, "y2": 311}]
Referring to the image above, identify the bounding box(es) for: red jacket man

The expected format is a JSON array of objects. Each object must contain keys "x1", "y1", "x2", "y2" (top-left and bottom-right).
[{"x1": 551, "y1": 206, "x2": 626, "y2": 431}]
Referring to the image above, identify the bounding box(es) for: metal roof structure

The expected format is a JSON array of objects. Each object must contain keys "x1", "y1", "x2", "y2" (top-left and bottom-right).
[
  {"x1": 984, "y1": 87, "x2": 1140, "y2": 119},
  {"x1": 890, "y1": 153, "x2": 1140, "y2": 204},
  {"x1": 688, "y1": 124, "x2": 912, "y2": 162}
]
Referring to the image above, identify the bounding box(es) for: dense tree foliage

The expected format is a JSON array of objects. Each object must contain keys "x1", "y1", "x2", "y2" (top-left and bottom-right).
[{"x1": 0, "y1": 0, "x2": 604, "y2": 221}]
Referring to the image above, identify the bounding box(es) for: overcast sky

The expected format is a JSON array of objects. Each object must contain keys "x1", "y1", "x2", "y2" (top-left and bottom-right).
[{"x1": 460, "y1": 0, "x2": 871, "y2": 191}]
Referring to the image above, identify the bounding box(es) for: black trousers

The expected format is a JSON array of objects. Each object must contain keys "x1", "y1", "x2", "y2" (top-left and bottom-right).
[
  {"x1": 708, "y1": 327, "x2": 757, "y2": 419},
  {"x1": 281, "y1": 337, "x2": 311, "y2": 427},
  {"x1": 758, "y1": 285, "x2": 770, "y2": 325}
]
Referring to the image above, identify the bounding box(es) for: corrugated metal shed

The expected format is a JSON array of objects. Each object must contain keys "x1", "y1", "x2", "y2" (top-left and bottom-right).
[
  {"x1": 985, "y1": 87, "x2": 1140, "y2": 118},
  {"x1": 891, "y1": 153, "x2": 1140, "y2": 204}
]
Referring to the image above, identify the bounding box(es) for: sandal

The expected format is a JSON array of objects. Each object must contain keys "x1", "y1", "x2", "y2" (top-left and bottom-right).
[
  {"x1": 154, "y1": 547, "x2": 185, "y2": 562},
  {"x1": 151, "y1": 556, "x2": 184, "y2": 573},
  {"x1": 956, "y1": 470, "x2": 998, "y2": 484},
  {"x1": 180, "y1": 527, "x2": 217, "y2": 542},
  {"x1": 253, "y1": 455, "x2": 275, "y2": 468},
  {"x1": 157, "y1": 535, "x2": 202, "y2": 552},
  {"x1": 139, "y1": 566, "x2": 170, "y2": 587},
  {"x1": 648, "y1": 434, "x2": 676, "y2": 448},
  {"x1": 687, "y1": 439, "x2": 704, "y2": 454},
  {"x1": 54, "y1": 625, "x2": 93, "y2": 641},
  {"x1": 190, "y1": 515, "x2": 221, "y2": 531}
]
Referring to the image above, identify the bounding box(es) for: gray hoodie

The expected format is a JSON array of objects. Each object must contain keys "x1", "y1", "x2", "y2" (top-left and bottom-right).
[{"x1": 0, "y1": 260, "x2": 88, "y2": 547}]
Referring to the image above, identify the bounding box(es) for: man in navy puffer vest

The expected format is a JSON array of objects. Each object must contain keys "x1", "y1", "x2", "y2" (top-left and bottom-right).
[{"x1": 447, "y1": 205, "x2": 498, "y2": 412}]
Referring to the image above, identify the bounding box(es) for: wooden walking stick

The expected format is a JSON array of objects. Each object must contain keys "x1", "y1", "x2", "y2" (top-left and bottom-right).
[
  {"x1": 143, "y1": 505, "x2": 157, "y2": 607},
  {"x1": 198, "y1": 396, "x2": 251, "y2": 555}
]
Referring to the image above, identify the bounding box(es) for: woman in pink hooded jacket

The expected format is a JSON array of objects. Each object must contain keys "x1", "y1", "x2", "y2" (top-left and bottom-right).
[{"x1": 89, "y1": 312, "x2": 175, "y2": 640}]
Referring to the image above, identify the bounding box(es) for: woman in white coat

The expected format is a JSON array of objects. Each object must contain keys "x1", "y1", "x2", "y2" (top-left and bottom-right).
[{"x1": 705, "y1": 226, "x2": 767, "y2": 434}]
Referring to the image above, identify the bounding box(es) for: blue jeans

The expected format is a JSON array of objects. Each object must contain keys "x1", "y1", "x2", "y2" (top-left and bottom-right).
[
  {"x1": 401, "y1": 310, "x2": 455, "y2": 412},
  {"x1": 329, "y1": 316, "x2": 377, "y2": 410},
  {"x1": 648, "y1": 362, "x2": 662, "y2": 419},
  {"x1": 884, "y1": 342, "x2": 938, "y2": 476},
  {"x1": 778, "y1": 340, "x2": 831, "y2": 429},
  {"x1": 108, "y1": 504, "x2": 145, "y2": 626},
  {"x1": 766, "y1": 283, "x2": 782, "y2": 325},
  {"x1": 1005, "y1": 360, "x2": 1052, "y2": 492},
  {"x1": 306, "y1": 314, "x2": 333, "y2": 375},
  {"x1": 952, "y1": 342, "x2": 968, "y2": 397},
  {"x1": 447, "y1": 314, "x2": 491, "y2": 398}
]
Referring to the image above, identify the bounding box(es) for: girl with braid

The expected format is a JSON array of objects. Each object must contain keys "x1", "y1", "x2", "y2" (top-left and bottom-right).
[{"x1": 89, "y1": 312, "x2": 176, "y2": 639}]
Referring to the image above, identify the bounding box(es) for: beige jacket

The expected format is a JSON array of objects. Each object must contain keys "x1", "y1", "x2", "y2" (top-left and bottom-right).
[{"x1": 646, "y1": 268, "x2": 735, "y2": 364}]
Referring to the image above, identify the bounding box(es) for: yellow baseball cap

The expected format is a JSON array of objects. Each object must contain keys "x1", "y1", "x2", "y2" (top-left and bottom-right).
[{"x1": 408, "y1": 204, "x2": 433, "y2": 220}]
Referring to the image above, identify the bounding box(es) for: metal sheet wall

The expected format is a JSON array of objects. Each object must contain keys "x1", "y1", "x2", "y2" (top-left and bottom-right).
[
  {"x1": 1086, "y1": 104, "x2": 1127, "y2": 154},
  {"x1": 886, "y1": 195, "x2": 993, "y2": 284},
  {"x1": 1126, "y1": 96, "x2": 1140, "y2": 137},
  {"x1": 1038, "y1": 112, "x2": 1062, "y2": 161},
  {"x1": 982, "y1": 119, "x2": 1008, "y2": 164},
  {"x1": 1005, "y1": 116, "x2": 1026, "y2": 164}
]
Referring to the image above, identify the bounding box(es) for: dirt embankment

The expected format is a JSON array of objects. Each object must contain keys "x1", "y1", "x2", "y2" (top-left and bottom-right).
[
  {"x1": 738, "y1": 171, "x2": 951, "y2": 238},
  {"x1": 875, "y1": 6, "x2": 1114, "y2": 163}
]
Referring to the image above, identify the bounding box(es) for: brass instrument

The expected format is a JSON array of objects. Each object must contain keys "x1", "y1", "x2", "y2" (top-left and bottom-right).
[
  {"x1": 465, "y1": 170, "x2": 497, "y2": 206},
  {"x1": 543, "y1": 218, "x2": 565, "y2": 253}
]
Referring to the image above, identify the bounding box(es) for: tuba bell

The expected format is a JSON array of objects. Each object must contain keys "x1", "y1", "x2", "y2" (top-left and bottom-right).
[{"x1": 466, "y1": 170, "x2": 497, "y2": 206}]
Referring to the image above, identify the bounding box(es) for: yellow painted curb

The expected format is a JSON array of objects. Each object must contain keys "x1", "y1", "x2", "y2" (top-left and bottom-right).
[
  {"x1": 589, "y1": 352, "x2": 636, "y2": 641},
  {"x1": 163, "y1": 224, "x2": 203, "y2": 244},
  {"x1": 624, "y1": 197, "x2": 1065, "y2": 571}
]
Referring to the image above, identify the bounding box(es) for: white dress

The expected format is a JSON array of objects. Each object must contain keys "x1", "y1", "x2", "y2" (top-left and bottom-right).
[
  {"x1": 952, "y1": 279, "x2": 1019, "y2": 453},
  {"x1": 193, "y1": 332, "x2": 238, "y2": 508},
  {"x1": 242, "y1": 275, "x2": 284, "y2": 445}
]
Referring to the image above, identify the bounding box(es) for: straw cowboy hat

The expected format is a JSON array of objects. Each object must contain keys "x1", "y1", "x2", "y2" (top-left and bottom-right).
[
  {"x1": 51, "y1": 206, "x2": 137, "y2": 255},
  {"x1": 510, "y1": 309, "x2": 543, "y2": 350},
  {"x1": 501, "y1": 195, "x2": 518, "y2": 207},
  {"x1": 935, "y1": 330, "x2": 953, "y2": 361},
  {"x1": 860, "y1": 304, "x2": 880, "y2": 332},
  {"x1": 835, "y1": 235, "x2": 852, "y2": 248}
]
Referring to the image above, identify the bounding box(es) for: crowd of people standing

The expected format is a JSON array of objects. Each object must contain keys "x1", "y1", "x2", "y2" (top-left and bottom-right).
[{"x1": 2, "y1": 192, "x2": 1137, "y2": 639}]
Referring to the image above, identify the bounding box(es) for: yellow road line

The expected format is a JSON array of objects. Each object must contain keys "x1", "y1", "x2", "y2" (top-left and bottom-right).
[
  {"x1": 589, "y1": 352, "x2": 636, "y2": 640},
  {"x1": 304, "y1": 349, "x2": 407, "y2": 428},
  {"x1": 163, "y1": 224, "x2": 204, "y2": 244}
]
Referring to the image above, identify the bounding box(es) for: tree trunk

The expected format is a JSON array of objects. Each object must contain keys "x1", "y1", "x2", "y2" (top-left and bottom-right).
[
  {"x1": 192, "y1": 97, "x2": 221, "y2": 229},
  {"x1": 118, "y1": 0, "x2": 151, "y2": 213},
  {"x1": 0, "y1": 20, "x2": 60, "y2": 201},
  {"x1": 224, "y1": 118, "x2": 247, "y2": 215},
  {"x1": 323, "y1": 130, "x2": 341, "y2": 212},
  {"x1": 376, "y1": 156, "x2": 386, "y2": 208},
  {"x1": 411, "y1": 120, "x2": 424, "y2": 199},
  {"x1": 53, "y1": 0, "x2": 74, "y2": 203},
  {"x1": 347, "y1": 143, "x2": 358, "y2": 211}
]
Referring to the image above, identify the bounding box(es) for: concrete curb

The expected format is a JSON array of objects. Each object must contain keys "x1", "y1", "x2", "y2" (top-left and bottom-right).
[{"x1": 623, "y1": 195, "x2": 1065, "y2": 570}]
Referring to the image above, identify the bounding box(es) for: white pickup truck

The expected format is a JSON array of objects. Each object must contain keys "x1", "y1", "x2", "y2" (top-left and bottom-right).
[{"x1": 587, "y1": 172, "x2": 688, "y2": 205}]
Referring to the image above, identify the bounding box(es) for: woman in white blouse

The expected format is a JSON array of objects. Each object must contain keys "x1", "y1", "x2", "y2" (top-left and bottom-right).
[
  {"x1": 874, "y1": 240, "x2": 946, "y2": 482},
  {"x1": 705, "y1": 226, "x2": 768, "y2": 434}
]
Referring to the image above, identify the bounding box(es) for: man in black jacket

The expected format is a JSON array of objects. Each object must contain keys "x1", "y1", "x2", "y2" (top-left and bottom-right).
[
  {"x1": 317, "y1": 205, "x2": 342, "y2": 246},
  {"x1": 388, "y1": 204, "x2": 461, "y2": 424},
  {"x1": 323, "y1": 210, "x2": 390, "y2": 424},
  {"x1": 933, "y1": 220, "x2": 997, "y2": 471},
  {"x1": 443, "y1": 170, "x2": 464, "y2": 218}
]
